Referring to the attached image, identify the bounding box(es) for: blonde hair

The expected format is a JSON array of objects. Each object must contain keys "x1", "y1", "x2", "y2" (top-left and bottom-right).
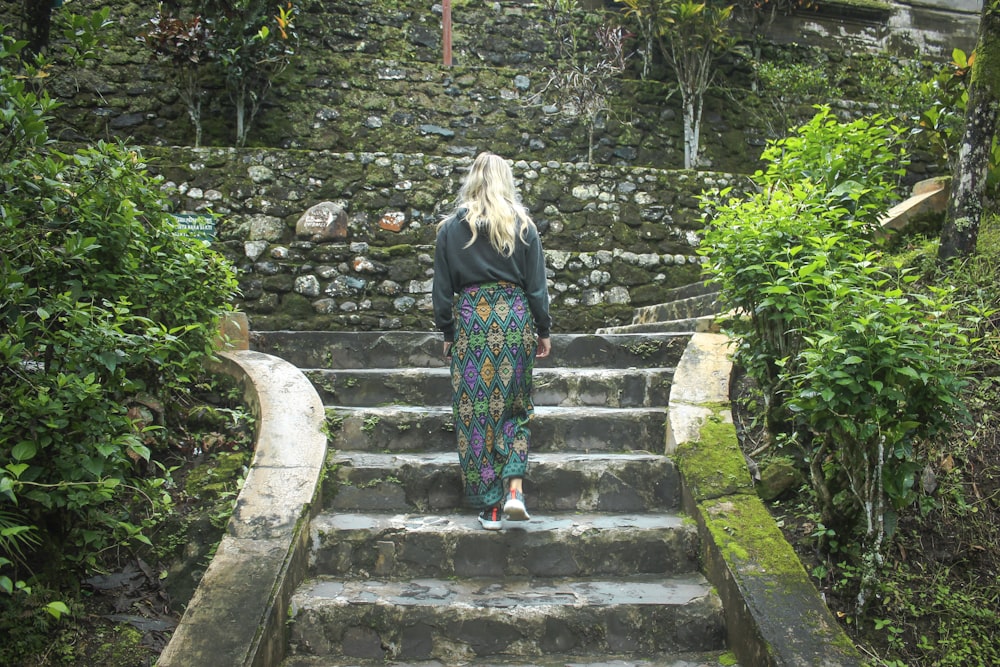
[{"x1": 442, "y1": 152, "x2": 534, "y2": 257}]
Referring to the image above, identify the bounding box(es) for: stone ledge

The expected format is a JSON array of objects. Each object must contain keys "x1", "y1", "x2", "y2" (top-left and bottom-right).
[
  {"x1": 667, "y1": 333, "x2": 863, "y2": 666},
  {"x1": 157, "y1": 350, "x2": 327, "y2": 667}
]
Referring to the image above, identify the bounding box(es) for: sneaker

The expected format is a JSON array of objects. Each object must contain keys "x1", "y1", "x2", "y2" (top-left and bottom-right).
[
  {"x1": 478, "y1": 506, "x2": 503, "y2": 530},
  {"x1": 503, "y1": 489, "x2": 531, "y2": 521}
]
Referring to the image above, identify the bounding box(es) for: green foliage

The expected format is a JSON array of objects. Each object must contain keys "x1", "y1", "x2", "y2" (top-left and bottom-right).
[
  {"x1": 854, "y1": 55, "x2": 932, "y2": 127},
  {"x1": 700, "y1": 107, "x2": 972, "y2": 612},
  {"x1": 199, "y1": 0, "x2": 299, "y2": 147},
  {"x1": 752, "y1": 59, "x2": 840, "y2": 139},
  {"x1": 136, "y1": 8, "x2": 214, "y2": 147},
  {"x1": 911, "y1": 47, "x2": 1000, "y2": 197},
  {"x1": 869, "y1": 562, "x2": 1000, "y2": 666},
  {"x1": 618, "y1": 0, "x2": 735, "y2": 168},
  {"x1": 0, "y1": 29, "x2": 238, "y2": 581},
  {"x1": 0, "y1": 577, "x2": 76, "y2": 662},
  {"x1": 757, "y1": 105, "x2": 908, "y2": 214},
  {"x1": 137, "y1": 1, "x2": 298, "y2": 147}
]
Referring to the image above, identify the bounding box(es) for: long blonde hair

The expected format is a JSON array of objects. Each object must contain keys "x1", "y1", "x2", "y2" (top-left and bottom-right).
[{"x1": 443, "y1": 152, "x2": 534, "y2": 257}]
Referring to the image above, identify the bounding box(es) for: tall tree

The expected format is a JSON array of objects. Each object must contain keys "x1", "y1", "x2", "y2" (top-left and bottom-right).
[
  {"x1": 620, "y1": 0, "x2": 734, "y2": 169},
  {"x1": 939, "y1": 1, "x2": 1000, "y2": 262}
]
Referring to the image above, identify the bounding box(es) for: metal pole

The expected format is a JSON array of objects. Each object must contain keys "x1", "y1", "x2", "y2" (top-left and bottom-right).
[{"x1": 443, "y1": 0, "x2": 453, "y2": 67}]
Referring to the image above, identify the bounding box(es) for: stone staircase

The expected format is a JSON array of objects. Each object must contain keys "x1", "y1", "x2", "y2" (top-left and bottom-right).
[
  {"x1": 596, "y1": 282, "x2": 721, "y2": 335},
  {"x1": 250, "y1": 329, "x2": 738, "y2": 666}
]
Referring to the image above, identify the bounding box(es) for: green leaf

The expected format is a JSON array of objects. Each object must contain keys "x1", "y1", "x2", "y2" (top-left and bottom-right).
[
  {"x1": 4, "y1": 463, "x2": 29, "y2": 478},
  {"x1": 81, "y1": 457, "x2": 104, "y2": 478},
  {"x1": 11, "y1": 441, "x2": 37, "y2": 462},
  {"x1": 44, "y1": 601, "x2": 71, "y2": 620}
]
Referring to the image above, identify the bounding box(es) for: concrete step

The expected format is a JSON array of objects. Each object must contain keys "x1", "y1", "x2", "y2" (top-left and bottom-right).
[
  {"x1": 326, "y1": 405, "x2": 668, "y2": 454},
  {"x1": 596, "y1": 316, "x2": 720, "y2": 335},
  {"x1": 325, "y1": 452, "x2": 679, "y2": 513},
  {"x1": 630, "y1": 293, "x2": 721, "y2": 326},
  {"x1": 304, "y1": 366, "x2": 675, "y2": 408},
  {"x1": 654, "y1": 281, "x2": 720, "y2": 304},
  {"x1": 308, "y1": 511, "x2": 700, "y2": 580},
  {"x1": 286, "y1": 574, "x2": 726, "y2": 662},
  {"x1": 282, "y1": 653, "x2": 741, "y2": 667},
  {"x1": 251, "y1": 331, "x2": 692, "y2": 371}
]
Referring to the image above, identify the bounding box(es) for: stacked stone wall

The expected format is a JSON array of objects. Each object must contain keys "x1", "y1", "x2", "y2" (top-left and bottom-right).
[{"x1": 147, "y1": 147, "x2": 746, "y2": 332}]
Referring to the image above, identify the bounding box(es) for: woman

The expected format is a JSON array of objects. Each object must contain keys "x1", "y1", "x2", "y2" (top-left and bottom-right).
[{"x1": 432, "y1": 152, "x2": 552, "y2": 531}]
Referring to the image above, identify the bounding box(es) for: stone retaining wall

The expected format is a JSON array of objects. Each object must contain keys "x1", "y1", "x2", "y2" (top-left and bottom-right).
[
  {"x1": 147, "y1": 146, "x2": 744, "y2": 332},
  {"x1": 8, "y1": 0, "x2": 977, "y2": 173}
]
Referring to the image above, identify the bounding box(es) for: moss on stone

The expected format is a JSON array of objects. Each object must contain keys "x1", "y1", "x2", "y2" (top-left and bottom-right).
[
  {"x1": 675, "y1": 412, "x2": 754, "y2": 501},
  {"x1": 184, "y1": 451, "x2": 250, "y2": 500},
  {"x1": 823, "y1": 0, "x2": 889, "y2": 9},
  {"x1": 719, "y1": 651, "x2": 739, "y2": 667},
  {"x1": 701, "y1": 493, "x2": 806, "y2": 579},
  {"x1": 86, "y1": 623, "x2": 147, "y2": 664}
]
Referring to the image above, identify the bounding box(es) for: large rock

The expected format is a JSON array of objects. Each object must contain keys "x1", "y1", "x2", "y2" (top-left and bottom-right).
[{"x1": 297, "y1": 202, "x2": 348, "y2": 242}]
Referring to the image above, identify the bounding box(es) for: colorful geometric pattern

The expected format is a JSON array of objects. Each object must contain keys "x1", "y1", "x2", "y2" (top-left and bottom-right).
[{"x1": 450, "y1": 281, "x2": 537, "y2": 509}]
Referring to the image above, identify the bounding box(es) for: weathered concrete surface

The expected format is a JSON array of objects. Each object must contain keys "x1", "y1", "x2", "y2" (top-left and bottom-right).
[
  {"x1": 878, "y1": 176, "x2": 949, "y2": 238},
  {"x1": 305, "y1": 366, "x2": 675, "y2": 408},
  {"x1": 282, "y1": 655, "x2": 741, "y2": 667},
  {"x1": 282, "y1": 655, "x2": 739, "y2": 667},
  {"x1": 309, "y1": 511, "x2": 700, "y2": 579},
  {"x1": 288, "y1": 575, "x2": 725, "y2": 661},
  {"x1": 253, "y1": 331, "x2": 693, "y2": 371},
  {"x1": 158, "y1": 351, "x2": 327, "y2": 667},
  {"x1": 766, "y1": 0, "x2": 981, "y2": 57},
  {"x1": 667, "y1": 333, "x2": 863, "y2": 666},
  {"x1": 327, "y1": 451, "x2": 679, "y2": 513},
  {"x1": 327, "y1": 404, "x2": 669, "y2": 453},
  {"x1": 665, "y1": 334, "x2": 734, "y2": 454}
]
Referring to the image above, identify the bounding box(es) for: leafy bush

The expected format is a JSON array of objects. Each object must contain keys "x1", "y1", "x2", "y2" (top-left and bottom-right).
[
  {"x1": 0, "y1": 29, "x2": 238, "y2": 582},
  {"x1": 700, "y1": 107, "x2": 972, "y2": 611},
  {"x1": 752, "y1": 59, "x2": 839, "y2": 139}
]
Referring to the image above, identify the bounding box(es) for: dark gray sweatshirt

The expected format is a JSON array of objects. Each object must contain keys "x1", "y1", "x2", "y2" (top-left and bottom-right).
[{"x1": 432, "y1": 211, "x2": 551, "y2": 340}]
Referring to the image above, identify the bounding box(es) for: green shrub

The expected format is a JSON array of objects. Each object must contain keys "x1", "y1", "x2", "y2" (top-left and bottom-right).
[
  {"x1": 0, "y1": 30, "x2": 238, "y2": 578},
  {"x1": 700, "y1": 107, "x2": 971, "y2": 612}
]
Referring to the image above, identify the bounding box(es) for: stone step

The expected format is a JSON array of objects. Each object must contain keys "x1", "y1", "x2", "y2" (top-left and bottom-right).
[
  {"x1": 326, "y1": 405, "x2": 668, "y2": 453},
  {"x1": 282, "y1": 653, "x2": 741, "y2": 667},
  {"x1": 305, "y1": 366, "x2": 675, "y2": 408},
  {"x1": 308, "y1": 511, "x2": 700, "y2": 580},
  {"x1": 326, "y1": 452, "x2": 679, "y2": 513},
  {"x1": 630, "y1": 293, "x2": 721, "y2": 326},
  {"x1": 595, "y1": 316, "x2": 720, "y2": 335},
  {"x1": 655, "y1": 281, "x2": 720, "y2": 304},
  {"x1": 286, "y1": 574, "x2": 726, "y2": 662},
  {"x1": 251, "y1": 331, "x2": 692, "y2": 371}
]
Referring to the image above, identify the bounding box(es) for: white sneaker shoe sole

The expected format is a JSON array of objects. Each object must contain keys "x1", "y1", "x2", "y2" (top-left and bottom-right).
[{"x1": 503, "y1": 497, "x2": 530, "y2": 521}]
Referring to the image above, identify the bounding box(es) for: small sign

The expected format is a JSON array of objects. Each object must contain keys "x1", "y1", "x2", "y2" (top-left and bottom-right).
[{"x1": 172, "y1": 213, "x2": 216, "y2": 242}]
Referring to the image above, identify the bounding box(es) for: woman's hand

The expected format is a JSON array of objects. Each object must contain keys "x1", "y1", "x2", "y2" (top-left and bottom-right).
[
  {"x1": 443, "y1": 341, "x2": 453, "y2": 358},
  {"x1": 536, "y1": 337, "x2": 551, "y2": 358}
]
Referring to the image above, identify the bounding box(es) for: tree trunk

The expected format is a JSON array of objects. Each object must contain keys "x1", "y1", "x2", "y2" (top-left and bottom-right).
[
  {"x1": 22, "y1": 0, "x2": 53, "y2": 56},
  {"x1": 682, "y1": 95, "x2": 701, "y2": 169},
  {"x1": 939, "y1": 1, "x2": 1000, "y2": 263},
  {"x1": 236, "y1": 88, "x2": 247, "y2": 148}
]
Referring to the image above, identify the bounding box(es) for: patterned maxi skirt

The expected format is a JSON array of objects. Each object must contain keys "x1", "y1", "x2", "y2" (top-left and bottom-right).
[{"x1": 450, "y1": 281, "x2": 537, "y2": 509}]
